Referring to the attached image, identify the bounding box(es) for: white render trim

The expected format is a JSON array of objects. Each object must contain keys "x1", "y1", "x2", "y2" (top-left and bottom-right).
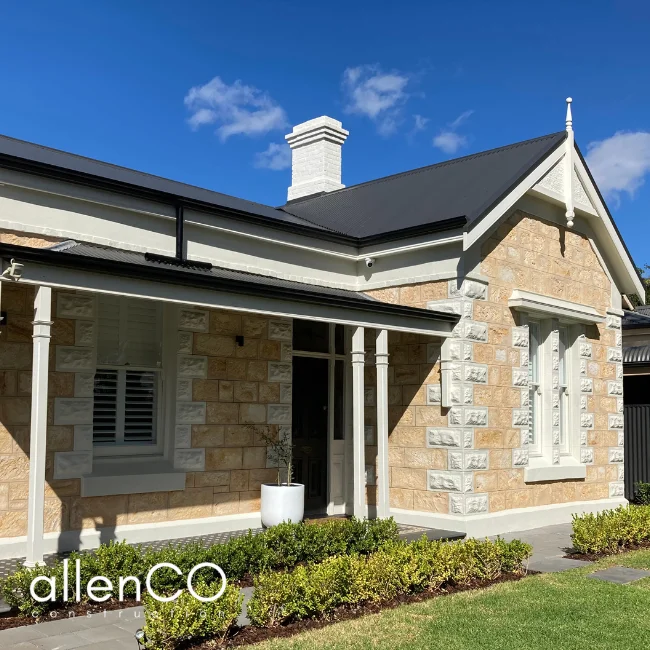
[
  {"x1": 464, "y1": 145, "x2": 565, "y2": 250},
  {"x1": 0, "y1": 513, "x2": 262, "y2": 560},
  {"x1": 509, "y1": 289, "x2": 605, "y2": 324},
  {"x1": 24, "y1": 285, "x2": 52, "y2": 567},
  {"x1": 17, "y1": 262, "x2": 456, "y2": 338},
  {"x1": 524, "y1": 459, "x2": 586, "y2": 483},
  {"x1": 391, "y1": 497, "x2": 627, "y2": 537},
  {"x1": 81, "y1": 461, "x2": 186, "y2": 497}
]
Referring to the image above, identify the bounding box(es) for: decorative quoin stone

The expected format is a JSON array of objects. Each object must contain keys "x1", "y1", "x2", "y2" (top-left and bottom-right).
[
  {"x1": 174, "y1": 448, "x2": 205, "y2": 471},
  {"x1": 512, "y1": 449, "x2": 529, "y2": 466},
  {"x1": 607, "y1": 381, "x2": 623, "y2": 396},
  {"x1": 268, "y1": 404, "x2": 291, "y2": 424},
  {"x1": 75, "y1": 321, "x2": 95, "y2": 347},
  {"x1": 73, "y1": 425, "x2": 93, "y2": 451},
  {"x1": 268, "y1": 362, "x2": 292, "y2": 382},
  {"x1": 57, "y1": 293, "x2": 95, "y2": 319},
  {"x1": 74, "y1": 373, "x2": 95, "y2": 398},
  {"x1": 428, "y1": 470, "x2": 463, "y2": 492},
  {"x1": 176, "y1": 379, "x2": 192, "y2": 401},
  {"x1": 464, "y1": 408, "x2": 488, "y2": 427},
  {"x1": 580, "y1": 378, "x2": 594, "y2": 393},
  {"x1": 280, "y1": 384, "x2": 292, "y2": 403},
  {"x1": 178, "y1": 355, "x2": 208, "y2": 378},
  {"x1": 54, "y1": 451, "x2": 92, "y2": 479},
  {"x1": 179, "y1": 308, "x2": 209, "y2": 332},
  {"x1": 268, "y1": 320, "x2": 292, "y2": 341},
  {"x1": 176, "y1": 402, "x2": 206, "y2": 424},
  {"x1": 54, "y1": 398, "x2": 93, "y2": 425},
  {"x1": 608, "y1": 348, "x2": 623, "y2": 362},
  {"x1": 427, "y1": 384, "x2": 442, "y2": 404},
  {"x1": 174, "y1": 425, "x2": 191, "y2": 449},
  {"x1": 610, "y1": 482, "x2": 625, "y2": 497},
  {"x1": 427, "y1": 428, "x2": 462, "y2": 448},
  {"x1": 609, "y1": 414, "x2": 624, "y2": 430},
  {"x1": 512, "y1": 369, "x2": 529, "y2": 387},
  {"x1": 464, "y1": 321, "x2": 488, "y2": 342},
  {"x1": 178, "y1": 331, "x2": 193, "y2": 354},
  {"x1": 512, "y1": 409, "x2": 529, "y2": 427},
  {"x1": 464, "y1": 364, "x2": 488, "y2": 383},
  {"x1": 580, "y1": 413, "x2": 594, "y2": 429},
  {"x1": 56, "y1": 347, "x2": 94, "y2": 372},
  {"x1": 512, "y1": 327, "x2": 529, "y2": 348},
  {"x1": 609, "y1": 448, "x2": 624, "y2": 463},
  {"x1": 580, "y1": 448, "x2": 594, "y2": 464}
]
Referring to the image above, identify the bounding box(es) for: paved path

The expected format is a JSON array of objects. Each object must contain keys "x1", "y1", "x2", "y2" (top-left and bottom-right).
[{"x1": 0, "y1": 523, "x2": 586, "y2": 649}]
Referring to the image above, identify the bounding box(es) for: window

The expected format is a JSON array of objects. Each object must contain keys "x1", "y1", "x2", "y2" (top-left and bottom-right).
[
  {"x1": 93, "y1": 296, "x2": 163, "y2": 451},
  {"x1": 527, "y1": 318, "x2": 575, "y2": 460}
]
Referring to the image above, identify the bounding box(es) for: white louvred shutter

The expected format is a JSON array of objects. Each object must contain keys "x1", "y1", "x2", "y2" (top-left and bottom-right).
[
  {"x1": 93, "y1": 369, "x2": 119, "y2": 443},
  {"x1": 123, "y1": 370, "x2": 157, "y2": 442}
]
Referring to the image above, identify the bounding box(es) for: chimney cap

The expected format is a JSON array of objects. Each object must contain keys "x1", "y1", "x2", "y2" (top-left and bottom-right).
[{"x1": 285, "y1": 116, "x2": 349, "y2": 149}]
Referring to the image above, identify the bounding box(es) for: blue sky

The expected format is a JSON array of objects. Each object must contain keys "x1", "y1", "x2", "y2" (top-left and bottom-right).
[{"x1": 1, "y1": 0, "x2": 649, "y2": 267}]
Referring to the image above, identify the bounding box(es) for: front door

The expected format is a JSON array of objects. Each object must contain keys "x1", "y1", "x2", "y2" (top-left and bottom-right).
[{"x1": 292, "y1": 356, "x2": 329, "y2": 512}]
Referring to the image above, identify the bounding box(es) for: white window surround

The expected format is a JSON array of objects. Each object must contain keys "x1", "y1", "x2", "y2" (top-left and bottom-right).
[
  {"x1": 518, "y1": 302, "x2": 591, "y2": 483},
  {"x1": 509, "y1": 289, "x2": 605, "y2": 324},
  {"x1": 82, "y1": 301, "x2": 180, "y2": 496}
]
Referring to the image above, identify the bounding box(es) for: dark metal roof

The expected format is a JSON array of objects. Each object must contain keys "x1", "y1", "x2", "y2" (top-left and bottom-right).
[
  {"x1": 0, "y1": 240, "x2": 459, "y2": 325},
  {"x1": 622, "y1": 309, "x2": 650, "y2": 330},
  {"x1": 624, "y1": 345, "x2": 650, "y2": 365},
  {"x1": 280, "y1": 132, "x2": 567, "y2": 239},
  {"x1": 0, "y1": 133, "x2": 329, "y2": 232}
]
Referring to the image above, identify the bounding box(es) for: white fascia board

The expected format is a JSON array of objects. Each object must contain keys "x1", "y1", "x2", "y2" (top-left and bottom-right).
[
  {"x1": 463, "y1": 145, "x2": 565, "y2": 250},
  {"x1": 572, "y1": 153, "x2": 645, "y2": 302},
  {"x1": 17, "y1": 262, "x2": 456, "y2": 338},
  {"x1": 508, "y1": 289, "x2": 605, "y2": 324}
]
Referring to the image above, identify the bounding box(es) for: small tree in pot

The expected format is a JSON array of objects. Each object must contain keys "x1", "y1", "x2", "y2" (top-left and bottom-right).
[{"x1": 258, "y1": 428, "x2": 304, "y2": 527}]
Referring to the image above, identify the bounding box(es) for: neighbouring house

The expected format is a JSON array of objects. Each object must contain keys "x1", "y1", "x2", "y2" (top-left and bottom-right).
[
  {"x1": 0, "y1": 101, "x2": 643, "y2": 566},
  {"x1": 621, "y1": 305, "x2": 650, "y2": 498}
]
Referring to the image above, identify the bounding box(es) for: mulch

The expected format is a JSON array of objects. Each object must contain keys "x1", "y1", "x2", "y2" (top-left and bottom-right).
[
  {"x1": 188, "y1": 571, "x2": 535, "y2": 649},
  {"x1": 564, "y1": 538, "x2": 650, "y2": 561}
]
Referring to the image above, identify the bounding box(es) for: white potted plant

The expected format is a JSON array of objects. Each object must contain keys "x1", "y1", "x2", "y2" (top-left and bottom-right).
[{"x1": 259, "y1": 428, "x2": 304, "y2": 528}]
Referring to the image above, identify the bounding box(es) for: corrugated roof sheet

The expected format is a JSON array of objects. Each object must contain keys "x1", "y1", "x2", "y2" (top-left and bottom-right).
[
  {"x1": 280, "y1": 132, "x2": 567, "y2": 239},
  {"x1": 624, "y1": 345, "x2": 650, "y2": 365}
]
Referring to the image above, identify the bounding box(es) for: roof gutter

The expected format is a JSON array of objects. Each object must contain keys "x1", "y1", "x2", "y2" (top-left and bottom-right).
[{"x1": 0, "y1": 242, "x2": 460, "y2": 326}]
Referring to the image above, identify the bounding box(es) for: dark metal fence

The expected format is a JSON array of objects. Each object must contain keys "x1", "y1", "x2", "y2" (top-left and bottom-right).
[{"x1": 624, "y1": 405, "x2": 650, "y2": 500}]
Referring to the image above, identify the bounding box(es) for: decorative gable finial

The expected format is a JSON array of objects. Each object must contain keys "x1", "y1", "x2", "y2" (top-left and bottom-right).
[
  {"x1": 564, "y1": 97, "x2": 574, "y2": 228},
  {"x1": 565, "y1": 97, "x2": 573, "y2": 133}
]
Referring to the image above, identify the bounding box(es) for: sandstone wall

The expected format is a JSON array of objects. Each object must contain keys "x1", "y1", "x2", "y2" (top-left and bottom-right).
[
  {"x1": 0, "y1": 280, "x2": 292, "y2": 538},
  {"x1": 366, "y1": 210, "x2": 624, "y2": 517}
]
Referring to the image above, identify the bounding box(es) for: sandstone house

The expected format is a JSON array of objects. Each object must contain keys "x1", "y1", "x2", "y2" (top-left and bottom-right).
[{"x1": 0, "y1": 104, "x2": 643, "y2": 565}]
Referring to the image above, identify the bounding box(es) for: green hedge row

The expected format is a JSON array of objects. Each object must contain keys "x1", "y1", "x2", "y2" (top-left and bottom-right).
[
  {"x1": 572, "y1": 505, "x2": 650, "y2": 554},
  {"x1": 1, "y1": 518, "x2": 398, "y2": 617},
  {"x1": 142, "y1": 536, "x2": 532, "y2": 647}
]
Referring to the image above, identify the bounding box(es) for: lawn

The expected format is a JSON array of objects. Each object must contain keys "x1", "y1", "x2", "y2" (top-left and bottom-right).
[{"x1": 253, "y1": 550, "x2": 650, "y2": 650}]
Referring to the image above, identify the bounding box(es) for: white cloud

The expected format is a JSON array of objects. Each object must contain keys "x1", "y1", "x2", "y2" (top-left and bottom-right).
[
  {"x1": 449, "y1": 110, "x2": 474, "y2": 130},
  {"x1": 342, "y1": 64, "x2": 410, "y2": 135},
  {"x1": 254, "y1": 143, "x2": 291, "y2": 171},
  {"x1": 433, "y1": 131, "x2": 468, "y2": 154},
  {"x1": 184, "y1": 76, "x2": 288, "y2": 141},
  {"x1": 586, "y1": 131, "x2": 650, "y2": 203},
  {"x1": 432, "y1": 110, "x2": 473, "y2": 155},
  {"x1": 413, "y1": 114, "x2": 429, "y2": 131}
]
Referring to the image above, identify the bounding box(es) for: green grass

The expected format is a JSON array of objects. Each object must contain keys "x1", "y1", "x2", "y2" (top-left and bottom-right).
[{"x1": 253, "y1": 550, "x2": 650, "y2": 650}]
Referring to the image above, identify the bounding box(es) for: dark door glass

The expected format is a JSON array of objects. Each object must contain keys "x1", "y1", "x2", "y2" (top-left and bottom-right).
[
  {"x1": 334, "y1": 324, "x2": 345, "y2": 355},
  {"x1": 293, "y1": 319, "x2": 329, "y2": 353},
  {"x1": 334, "y1": 360, "x2": 345, "y2": 440}
]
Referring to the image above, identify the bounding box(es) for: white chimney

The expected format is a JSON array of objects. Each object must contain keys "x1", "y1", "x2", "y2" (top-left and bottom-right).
[{"x1": 285, "y1": 116, "x2": 349, "y2": 201}]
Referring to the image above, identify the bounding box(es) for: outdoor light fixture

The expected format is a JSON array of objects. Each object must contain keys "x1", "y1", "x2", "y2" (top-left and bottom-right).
[
  {"x1": 135, "y1": 628, "x2": 146, "y2": 648},
  {"x1": 235, "y1": 335, "x2": 244, "y2": 346}
]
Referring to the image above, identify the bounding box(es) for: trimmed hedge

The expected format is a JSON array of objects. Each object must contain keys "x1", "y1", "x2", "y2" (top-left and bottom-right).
[
  {"x1": 572, "y1": 505, "x2": 650, "y2": 555},
  {"x1": 142, "y1": 582, "x2": 243, "y2": 650},
  {"x1": 1, "y1": 518, "x2": 398, "y2": 617},
  {"x1": 246, "y1": 537, "x2": 532, "y2": 626}
]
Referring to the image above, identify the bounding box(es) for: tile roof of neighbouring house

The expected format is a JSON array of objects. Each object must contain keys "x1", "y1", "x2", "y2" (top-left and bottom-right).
[
  {"x1": 622, "y1": 308, "x2": 650, "y2": 330},
  {"x1": 280, "y1": 132, "x2": 567, "y2": 239}
]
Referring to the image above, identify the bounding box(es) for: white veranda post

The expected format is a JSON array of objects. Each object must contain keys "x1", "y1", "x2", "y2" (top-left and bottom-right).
[
  {"x1": 375, "y1": 329, "x2": 390, "y2": 518},
  {"x1": 351, "y1": 326, "x2": 366, "y2": 518},
  {"x1": 24, "y1": 285, "x2": 52, "y2": 567}
]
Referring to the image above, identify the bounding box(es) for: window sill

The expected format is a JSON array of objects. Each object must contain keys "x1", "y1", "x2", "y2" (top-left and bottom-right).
[
  {"x1": 81, "y1": 460, "x2": 186, "y2": 497},
  {"x1": 524, "y1": 457, "x2": 586, "y2": 483}
]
